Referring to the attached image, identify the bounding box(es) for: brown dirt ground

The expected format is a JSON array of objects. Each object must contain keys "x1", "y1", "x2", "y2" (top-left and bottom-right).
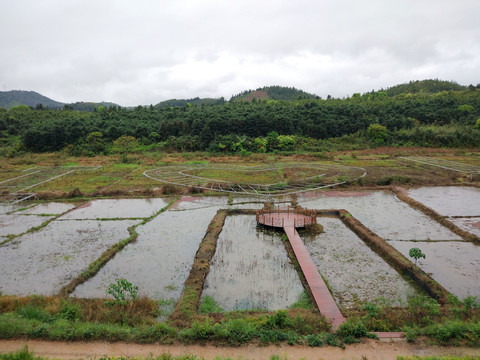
[{"x1": 2, "y1": 339, "x2": 480, "y2": 360}]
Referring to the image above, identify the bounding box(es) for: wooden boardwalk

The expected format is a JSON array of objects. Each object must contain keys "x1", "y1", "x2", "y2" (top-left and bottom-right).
[{"x1": 257, "y1": 209, "x2": 346, "y2": 329}]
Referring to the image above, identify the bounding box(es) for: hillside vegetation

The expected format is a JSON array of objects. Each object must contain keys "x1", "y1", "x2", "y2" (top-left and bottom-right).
[{"x1": 0, "y1": 81, "x2": 479, "y2": 158}]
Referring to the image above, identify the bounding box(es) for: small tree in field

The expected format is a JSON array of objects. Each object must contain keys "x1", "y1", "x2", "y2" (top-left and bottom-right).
[
  {"x1": 409, "y1": 247, "x2": 426, "y2": 265},
  {"x1": 367, "y1": 123, "x2": 388, "y2": 145},
  {"x1": 113, "y1": 135, "x2": 137, "y2": 163}
]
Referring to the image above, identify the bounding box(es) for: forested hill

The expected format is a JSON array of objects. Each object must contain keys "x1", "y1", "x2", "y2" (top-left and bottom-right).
[
  {"x1": 154, "y1": 97, "x2": 226, "y2": 108},
  {"x1": 0, "y1": 90, "x2": 64, "y2": 109},
  {"x1": 0, "y1": 90, "x2": 121, "y2": 111},
  {"x1": 230, "y1": 86, "x2": 319, "y2": 101},
  {"x1": 2, "y1": 84, "x2": 479, "y2": 156},
  {"x1": 383, "y1": 80, "x2": 467, "y2": 97}
]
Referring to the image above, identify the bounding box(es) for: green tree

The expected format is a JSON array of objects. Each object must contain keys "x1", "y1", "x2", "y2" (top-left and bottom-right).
[
  {"x1": 474, "y1": 118, "x2": 480, "y2": 129},
  {"x1": 367, "y1": 124, "x2": 388, "y2": 145},
  {"x1": 113, "y1": 135, "x2": 137, "y2": 163},
  {"x1": 409, "y1": 247, "x2": 426, "y2": 266},
  {"x1": 85, "y1": 131, "x2": 106, "y2": 154}
]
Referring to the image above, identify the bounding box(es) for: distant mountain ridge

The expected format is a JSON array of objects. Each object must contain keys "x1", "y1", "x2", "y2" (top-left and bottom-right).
[
  {"x1": 382, "y1": 79, "x2": 467, "y2": 96},
  {"x1": 0, "y1": 90, "x2": 64, "y2": 109},
  {"x1": 0, "y1": 90, "x2": 120, "y2": 111},
  {"x1": 0, "y1": 80, "x2": 470, "y2": 110},
  {"x1": 230, "y1": 86, "x2": 319, "y2": 102}
]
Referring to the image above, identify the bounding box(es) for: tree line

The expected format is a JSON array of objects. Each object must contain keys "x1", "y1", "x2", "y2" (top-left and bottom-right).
[{"x1": 0, "y1": 87, "x2": 479, "y2": 156}]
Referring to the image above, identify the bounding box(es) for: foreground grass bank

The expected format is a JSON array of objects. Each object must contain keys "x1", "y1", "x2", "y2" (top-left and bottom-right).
[{"x1": 0, "y1": 293, "x2": 479, "y2": 347}]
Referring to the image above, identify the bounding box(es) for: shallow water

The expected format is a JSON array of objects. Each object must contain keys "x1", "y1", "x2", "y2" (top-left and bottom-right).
[
  {"x1": 16, "y1": 202, "x2": 77, "y2": 215},
  {"x1": 170, "y1": 196, "x2": 267, "y2": 211},
  {"x1": 302, "y1": 218, "x2": 419, "y2": 307},
  {"x1": 72, "y1": 206, "x2": 220, "y2": 302},
  {"x1": 388, "y1": 240, "x2": 480, "y2": 299},
  {"x1": 450, "y1": 217, "x2": 480, "y2": 237},
  {"x1": 0, "y1": 219, "x2": 138, "y2": 296},
  {"x1": 202, "y1": 215, "x2": 304, "y2": 311},
  {"x1": 407, "y1": 186, "x2": 480, "y2": 217},
  {"x1": 0, "y1": 214, "x2": 54, "y2": 237},
  {"x1": 0, "y1": 204, "x2": 27, "y2": 215},
  {"x1": 60, "y1": 198, "x2": 173, "y2": 219},
  {"x1": 298, "y1": 191, "x2": 461, "y2": 241}
]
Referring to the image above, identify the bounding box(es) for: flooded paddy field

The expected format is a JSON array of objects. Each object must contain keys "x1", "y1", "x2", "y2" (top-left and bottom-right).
[
  {"x1": 407, "y1": 186, "x2": 480, "y2": 217},
  {"x1": 170, "y1": 195, "x2": 267, "y2": 211},
  {"x1": 407, "y1": 186, "x2": 480, "y2": 237},
  {"x1": 202, "y1": 215, "x2": 304, "y2": 311},
  {"x1": 60, "y1": 198, "x2": 173, "y2": 219},
  {"x1": 297, "y1": 191, "x2": 461, "y2": 241},
  {"x1": 388, "y1": 240, "x2": 480, "y2": 299},
  {"x1": 0, "y1": 219, "x2": 138, "y2": 296},
  {"x1": 302, "y1": 218, "x2": 419, "y2": 307},
  {"x1": 0, "y1": 214, "x2": 54, "y2": 238},
  {"x1": 72, "y1": 205, "x2": 221, "y2": 304},
  {"x1": 1, "y1": 186, "x2": 479, "y2": 317},
  {"x1": 15, "y1": 202, "x2": 77, "y2": 215},
  {"x1": 450, "y1": 217, "x2": 480, "y2": 237}
]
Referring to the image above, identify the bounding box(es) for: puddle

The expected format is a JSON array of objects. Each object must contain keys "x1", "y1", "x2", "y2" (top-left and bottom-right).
[
  {"x1": 298, "y1": 191, "x2": 461, "y2": 241},
  {"x1": 302, "y1": 218, "x2": 419, "y2": 307},
  {"x1": 449, "y1": 217, "x2": 480, "y2": 237},
  {"x1": 60, "y1": 198, "x2": 173, "y2": 219},
  {"x1": 0, "y1": 214, "x2": 54, "y2": 237},
  {"x1": 202, "y1": 215, "x2": 304, "y2": 311},
  {"x1": 72, "y1": 206, "x2": 220, "y2": 305},
  {"x1": 407, "y1": 187, "x2": 480, "y2": 217},
  {"x1": 0, "y1": 220, "x2": 138, "y2": 296},
  {"x1": 16, "y1": 202, "x2": 77, "y2": 215},
  {"x1": 388, "y1": 240, "x2": 480, "y2": 299}
]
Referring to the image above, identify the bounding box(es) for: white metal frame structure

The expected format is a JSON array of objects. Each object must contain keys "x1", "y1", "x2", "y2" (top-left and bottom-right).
[
  {"x1": 400, "y1": 156, "x2": 480, "y2": 175},
  {"x1": 144, "y1": 163, "x2": 366, "y2": 196},
  {"x1": 0, "y1": 166, "x2": 102, "y2": 204}
]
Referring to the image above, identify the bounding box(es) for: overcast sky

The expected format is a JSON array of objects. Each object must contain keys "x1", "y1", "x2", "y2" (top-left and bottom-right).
[{"x1": 1, "y1": 0, "x2": 479, "y2": 106}]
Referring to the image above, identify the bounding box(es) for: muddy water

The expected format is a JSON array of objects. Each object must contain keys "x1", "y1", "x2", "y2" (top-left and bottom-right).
[
  {"x1": 0, "y1": 220, "x2": 138, "y2": 296},
  {"x1": 0, "y1": 214, "x2": 54, "y2": 237},
  {"x1": 302, "y1": 218, "x2": 418, "y2": 307},
  {"x1": 388, "y1": 240, "x2": 480, "y2": 299},
  {"x1": 60, "y1": 198, "x2": 173, "y2": 219},
  {"x1": 450, "y1": 217, "x2": 480, "y2": 237},
  {"x1": 0, "y1": 204, "x2": 29, "y2": 215},
  {"x1": 72, "y1": 206, "x2": 220, "y2": 303},
  {"x1": 16, "y1": 202, "x2": 77, "y2": 215},
  {"x1": 298, "y1": 191, "x2": 461, "y2": 241},
  {"x1": 202, "y1": 215, "x2": 304, "y2": 311},
  {"x1": 407, "y1": 186, "x2": 480, "y2": 217},
  {"x1": 171, "y1": 196, "x2": 266, "y2": 211}
]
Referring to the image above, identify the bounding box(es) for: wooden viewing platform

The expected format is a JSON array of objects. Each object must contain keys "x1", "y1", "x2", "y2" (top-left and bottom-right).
[
  {"x1": 256, "y1": 207, "x2": 346, "y2": 329},
  {"x1": 256, "y1": 206, "x2": 316, "y2": 228}
]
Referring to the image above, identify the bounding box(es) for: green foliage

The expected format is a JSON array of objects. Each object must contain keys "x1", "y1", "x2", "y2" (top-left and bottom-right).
[
  {"x1": 458, "y1": 104, "x2": 474, "y2": 113},
  {"x1": 409, "y1": 247, "x2": 426, "y2": 265},
  {"x1": 60, "y1": 299, "x2": 82, "y2": 324},
  {"x1": 367, "y1": 123, "x2": 388, "y2": 144},
  {"x1": 475, "y1": 118, "x2": 480, "y2": 129},
  {"x1": 289, "y1": 292, "x2": 314, "y2": 310},
  {"x1": 113, "y1": 135, "x2": 138, "y2": 163},
  {"x1": 336, "y1": 318, "x2": 368, "y2": 338},
  {"x1": 105, "y1": 278, "x2": 139, "y2": 307},
  {"x1": 16, "y1": 306, "x2": 52, "y2": 323},
  {"x1": 198, "y1": 296, "x2": 224, "y2": 314},
  {"x1": 3, "y1": 83, "x2": 479, "y2": 154}
]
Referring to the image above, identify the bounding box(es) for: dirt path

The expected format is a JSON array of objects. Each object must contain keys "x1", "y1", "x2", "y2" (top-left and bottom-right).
[{"x1": 1, "y1": 339, "x2": 479, "y2": 360}]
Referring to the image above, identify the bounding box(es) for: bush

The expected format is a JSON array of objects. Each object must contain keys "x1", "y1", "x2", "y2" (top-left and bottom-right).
[
  {"x1": 336, "y1": 318, "x2": 368, "y2": 338},
  {"x1": 16, "y1": 306, "x2": 52, "y2": 323}
]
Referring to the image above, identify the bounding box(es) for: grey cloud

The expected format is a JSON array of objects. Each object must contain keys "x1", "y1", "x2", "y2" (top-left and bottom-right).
[{"x1": 1, "y1": 0, "x2": 479, "y2": 105}]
